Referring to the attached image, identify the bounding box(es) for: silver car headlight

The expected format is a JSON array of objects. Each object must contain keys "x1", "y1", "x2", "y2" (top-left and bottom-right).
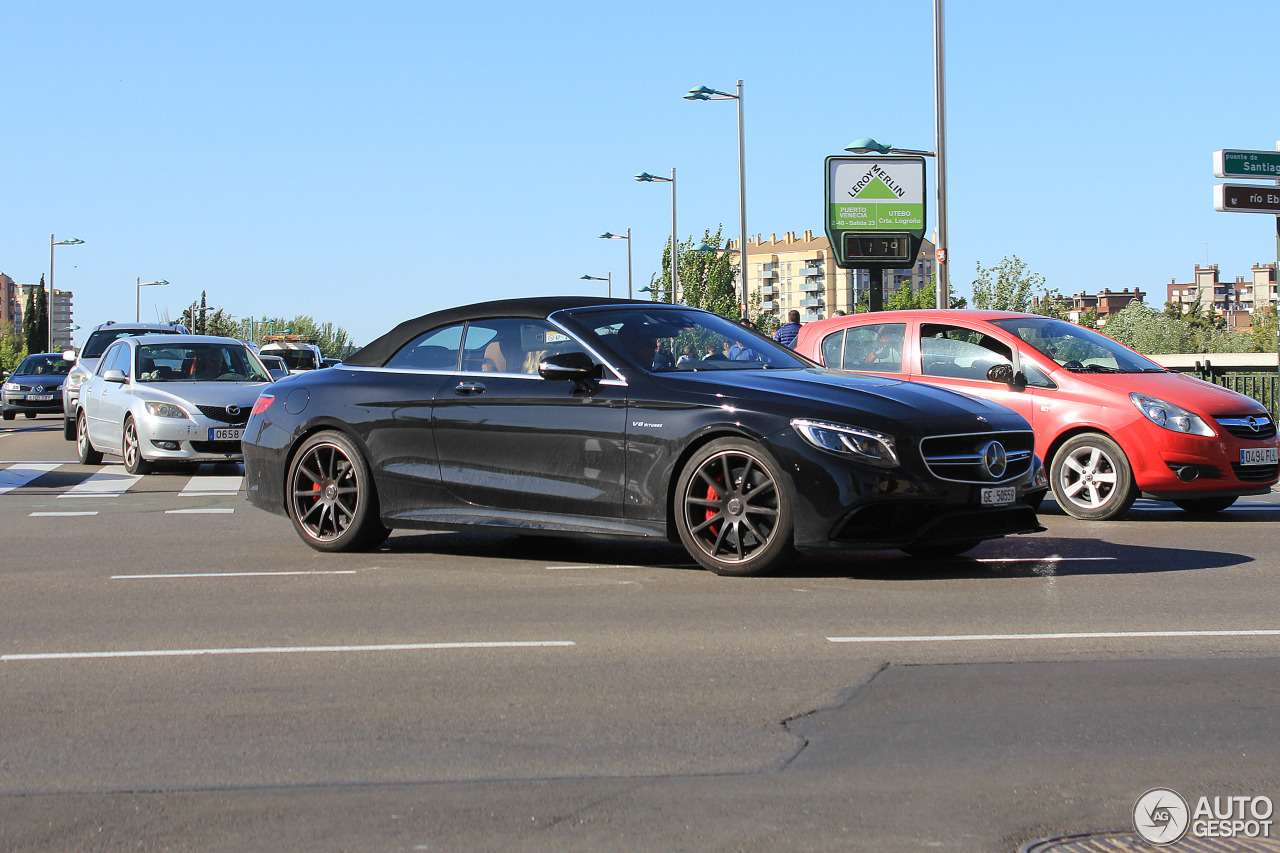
[
  {"x1": 66, "y1": 370, "x2": 87, "y2": 391},
  {"x1": 1129, "y1": 392, "x2": 1214, "y2": 437},
  {"x1": 145, "y1": 401, "x2": 190, "y2": 419},
  {"x1": 2, "y1": 382, "x2": 18, "y2": 392},
  {"x1": 792, "y1": 418, "x2": 899, "y2": 468}
]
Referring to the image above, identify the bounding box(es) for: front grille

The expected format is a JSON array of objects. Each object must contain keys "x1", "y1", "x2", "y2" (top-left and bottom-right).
[
  {"x1": 1232, "y1": 462, "x2": 1279, "y2": 482},
  {"x1": 190, "y1": 440, "x2": 241, "y2": 454},
  {"x1": 1215, "y1": 414, "x2": 1277, "y2": 441},
  {"x1": 196, "y1": 405, "x2": 250, "y2": 425},
  {"x1": 918, "y1": 430, "x2": 1035, "y2": 484}
]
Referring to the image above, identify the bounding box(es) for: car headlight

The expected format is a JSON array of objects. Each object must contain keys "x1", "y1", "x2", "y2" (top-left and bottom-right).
[
  {"x1": 2, "y1": 382, "x2": 18, "y2": 392},
  {"x1": 66, "y1": 370, "x2": 86, "y2": 391},
  {"x1": 792, "y1": 418, "x2": 899, "y2": 467},
  {"x1": 145, "y1": 401, "x2": 190, "y2": 419},
  {"x1": 1129, "y1": 392, "x2": 1214, "y2": 437}
]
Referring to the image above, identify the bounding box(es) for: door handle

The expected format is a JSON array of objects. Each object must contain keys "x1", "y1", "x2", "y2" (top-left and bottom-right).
[{"x1": 454, "y1": 382, "x2": 486, "y2": 395}]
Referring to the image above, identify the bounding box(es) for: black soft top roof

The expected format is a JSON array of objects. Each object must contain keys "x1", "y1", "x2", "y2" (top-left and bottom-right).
[{"x1": 344, "y1": 296, "x2": 652, "y2": 367}]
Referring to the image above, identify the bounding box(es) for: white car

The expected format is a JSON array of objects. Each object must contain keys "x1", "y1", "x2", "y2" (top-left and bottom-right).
[{"x1": 76, "y1": 335, "x2": 271, "y2": 473}]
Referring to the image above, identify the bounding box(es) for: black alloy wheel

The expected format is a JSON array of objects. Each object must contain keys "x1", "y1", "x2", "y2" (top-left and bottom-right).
[
  {"x1": 1173, "y1": 496, "x2": 1237, "y2": 514},
  {"x1": 76, "y1": 410, "x2": 102, "y2": 465},
  {"x1": 674, "y1": 438, "x2": 794, "y2": 576},
  {"x1": 287, "y1": 430, "x2": 390, "y2": 552}
]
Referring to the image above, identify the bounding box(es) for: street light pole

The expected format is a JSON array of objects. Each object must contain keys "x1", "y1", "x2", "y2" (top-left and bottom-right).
[
  {"x1": 49, "y1": 234, "x2": 84, "y2": 354},
  {"x1": 136, "y1": 278, "x2": 170, "y2": 322},
  {"x1": 686, "y1": 82, "x2": 748, "y2": 315},
  {"x1": 933, "y1": 0, "x2": 950, "y2": 308},
  {"x1": 599, "y1": 230, "x2": 633, "y2": 298},
  {"x1": 580, "y1": 273, "x2": 611, "y2": 298},
  {"x1": 636, "y1": 170, "x2": 678, "y2": 302}
]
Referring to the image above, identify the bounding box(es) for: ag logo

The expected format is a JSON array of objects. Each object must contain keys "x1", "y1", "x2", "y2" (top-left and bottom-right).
[{"x1": 1134, "y1": 787, "x2": 1189, "y2": 845}]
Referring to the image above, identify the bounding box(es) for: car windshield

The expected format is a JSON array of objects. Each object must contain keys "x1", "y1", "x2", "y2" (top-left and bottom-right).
[
  {"x1": 569, "y1": 306, "x2": 810, "y2": 372},
  {"x1": 82, "y1": 328, "x2": 177, "y2": 359},
  {"x1": 15, "y1": 354, "x2": 72, "y2": 376},
  {"x1": 990, "y1": 317, "x2": 1165, "y2": 373},
  {"x1": 266, "y1": 349, "x2": 318, "y2": 370},
  {"x1": 136, "y1": 343, "x2": 271, "y2": 382}
]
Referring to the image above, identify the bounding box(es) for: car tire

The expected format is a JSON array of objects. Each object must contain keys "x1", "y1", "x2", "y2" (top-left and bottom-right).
[
  {"x1": 1049, "y1": 433, "x2": 1136, "y2": 521},
  {"x1": 63, "y1": 415, "x2": 76, "y2": 440},
  {"x1": 901, "y1": 539, "x2": 981, "y2": 559},
  {"x1": 2, "y1": 410, "x2": 13, "y2": 421},
  {"x1": 122, "y1": 417, "x2": 153, "y2": 475},
  {"x1": 76, "y1": 411, "x2": 103, "y2": 465},
  {"x1": 674, "y1": 438, "x2": 795, "y2": 576},
  {"x1": 286, "y1": 430, "x2": 391, "y2": 552},
  {"x1": 1173, "y1": 496, "x2": 1237, "y2": 514}
]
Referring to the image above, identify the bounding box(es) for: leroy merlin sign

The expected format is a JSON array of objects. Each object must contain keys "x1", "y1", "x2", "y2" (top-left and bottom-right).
[
  {"x1": 824, "y1": 155, "x2": 926, "y2": 269},
  {"x1": 826, "y1": 156, "x2": 926, "y2": 232}
]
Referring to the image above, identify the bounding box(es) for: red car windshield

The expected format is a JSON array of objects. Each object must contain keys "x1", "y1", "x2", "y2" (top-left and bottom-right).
[{"x1": 990, "y1": 318, "x2": 1164, "y2": 374}]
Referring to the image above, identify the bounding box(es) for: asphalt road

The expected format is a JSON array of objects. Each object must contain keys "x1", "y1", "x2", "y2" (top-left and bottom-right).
[{"x1": 2, "y1": 415, "x2": 1278, "y2": 852}]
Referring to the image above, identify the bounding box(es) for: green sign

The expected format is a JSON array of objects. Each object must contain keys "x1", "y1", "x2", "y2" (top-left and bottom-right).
[{"x1": 1214, "y1": 149, "x2": 1280, "y2": 179}]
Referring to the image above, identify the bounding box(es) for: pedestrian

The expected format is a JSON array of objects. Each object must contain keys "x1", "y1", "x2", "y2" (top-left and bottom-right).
[
  {"x1": 676, "y1": 345, "x2": 697, "y2": 366},
  {"x1": 773, "y1": 309, "x2": 802, "y2": 348},
  {"x1": 652, "y1": 339, "x2": 675, "y2": 369}
]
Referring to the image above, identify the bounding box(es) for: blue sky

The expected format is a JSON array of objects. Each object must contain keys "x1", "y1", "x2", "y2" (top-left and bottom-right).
[{"x1": 3, "y1": 0, "x2": 1278, "y2": 348}]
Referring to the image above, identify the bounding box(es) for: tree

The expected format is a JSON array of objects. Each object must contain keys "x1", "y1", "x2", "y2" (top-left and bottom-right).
[
  {"x1": 971, "y1": 256, "x2": 1044, "y2": 312},
  {"x1": 1102, "y1": 302, "x2": 1193, "y2": 354},
  {"x1": 1251, "y1": 305, "x2": 1278, "y2": 353},
  {"x1": 21, "y1": 285, "x2": 36, "y2": 351},
  {"x1": 31, "y1": 284, "x2": 48, "y2": 353},
  {"x1": 649, "y1": 226, "x2": 740, "y2": 321},
  {"x1": 0, "y1": 325, "x2": 26, "y2": 375}
]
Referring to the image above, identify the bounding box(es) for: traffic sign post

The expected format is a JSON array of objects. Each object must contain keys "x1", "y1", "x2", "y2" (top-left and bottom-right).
[{"x1": 825, "y1": 155, "x2": 926, "y2": 311}]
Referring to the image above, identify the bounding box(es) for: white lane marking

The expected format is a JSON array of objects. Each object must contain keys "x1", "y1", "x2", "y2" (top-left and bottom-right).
[
  {"x1": 58, "y1": 471, "x2": 142, "y2": 498},
  {"x1": 2, "y1": 641, "x2": 576, "y2": 662},
  {"x1": 0, "y1": 463, "x2": 61, "y2": 494},
  {"x1": 113, "y1": 570, "x2": 357, "y2": 579},
  {"x1": 180, "y1": 475, "x2": 243, "y2": 497},
  {"x1": 828, "y1": 629, "x2": 1280, "y2": 644},
  {"x1": 30, "y1": 511, "x2": 98, "y2": 517},
  {"x1": 974, "y1": 557, "x2": 1117, "y2": 563},
  {"x1": 165, "y1": 508, "x2": 235, "y2": 514}
]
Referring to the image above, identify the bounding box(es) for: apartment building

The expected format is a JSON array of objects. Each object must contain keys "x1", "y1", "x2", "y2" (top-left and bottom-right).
[
  {"x1": 1166, "y1": 263, "x2": 1278, "y2": 330},
  {"x1": 0, "y1": 272, "x2": 19, "y2": 337},
  {"x1": 734, "y1": 230, "x2": 934, "y2": 322}
]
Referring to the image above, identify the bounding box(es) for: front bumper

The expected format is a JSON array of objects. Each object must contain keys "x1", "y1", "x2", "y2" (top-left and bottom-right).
[
  {"x1": 3, "y1": 390, "x2": 64, "y2": 415},
  {"x1": 771, "y1": 429, "x2": 1045, "y2": 553},
  {"x1": 1118, "y1": 421, "x2": 1279, "y2": 499},
  {"x1": 136, "y1": 412, "x2": 246, "y2": 463}
]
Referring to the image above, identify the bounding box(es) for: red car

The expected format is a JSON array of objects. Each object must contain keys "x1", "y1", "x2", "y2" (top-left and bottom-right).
[{"x1": 795, "y1": 310, "x2": 1279, "y2": 520}]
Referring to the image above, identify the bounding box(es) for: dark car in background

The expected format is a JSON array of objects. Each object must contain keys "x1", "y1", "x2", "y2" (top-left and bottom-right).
[
  {"x1": 242, "y1": 298, "x2": 1046, "y2": 576},
  {"x1": 2, "y1": 353, "x2": 72, "y2": 420}
]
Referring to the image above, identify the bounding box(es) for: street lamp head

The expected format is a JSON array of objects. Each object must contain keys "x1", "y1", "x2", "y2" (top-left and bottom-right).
[
  {"x1": 53, "y1": 237, "x2": 86, "y2": 246},
  {"x1": 684, "y1": 85, "x2": 715, "y2": 100},
  {"x1": 846, "y1": 137, "x2": 893, "y2": 154},
  {"x1": 580, "y1": 274, "x2": 607, "y2": 282},
  {"x1": 635, "y1": 172, "x2": 656, "y2": 182},
  {"x1": 638, "y1": 285, "x2": 656, "y2": 293}
]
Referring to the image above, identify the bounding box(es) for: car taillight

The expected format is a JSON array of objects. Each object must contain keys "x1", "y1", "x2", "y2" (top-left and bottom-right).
[{"x1": 251, "y1": 394, "x2": 275, "y2": 416}]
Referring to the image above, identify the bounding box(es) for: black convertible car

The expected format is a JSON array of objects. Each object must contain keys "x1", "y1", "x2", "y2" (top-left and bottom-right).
[{"x1": 243, "y1": 297, "x2": 1046, "y2": 575}]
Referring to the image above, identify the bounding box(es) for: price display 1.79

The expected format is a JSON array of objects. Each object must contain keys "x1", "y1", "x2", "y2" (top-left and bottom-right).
[{"x1": 842, "y1": 234, "x2": 911, "y2": 262}]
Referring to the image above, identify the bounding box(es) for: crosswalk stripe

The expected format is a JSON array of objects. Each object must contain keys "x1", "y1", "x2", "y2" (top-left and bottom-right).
[
  {"x1": 179, "y1": 475, "x2": 244, "y2": 497},
  {"x1": 0, "y1": 463, "x2": 61, "y2": 495},
  {"x1": 58, "y1": 470, "x2": 144, "y2": 498}
]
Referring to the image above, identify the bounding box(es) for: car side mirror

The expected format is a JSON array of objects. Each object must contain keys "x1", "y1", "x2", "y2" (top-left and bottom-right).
[
  {"x1": 102, "y1": 369, "x2": 127, "y2": 383},
  {"x1": 986, "y1": 363, "x2": 1016, "y2": 385},
  {"x1": 539, "y1": 351, "x2": 599, "y2": 391},
  {"x1": 62, "y1": 350, "x2": 77, "y2": 361}
]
